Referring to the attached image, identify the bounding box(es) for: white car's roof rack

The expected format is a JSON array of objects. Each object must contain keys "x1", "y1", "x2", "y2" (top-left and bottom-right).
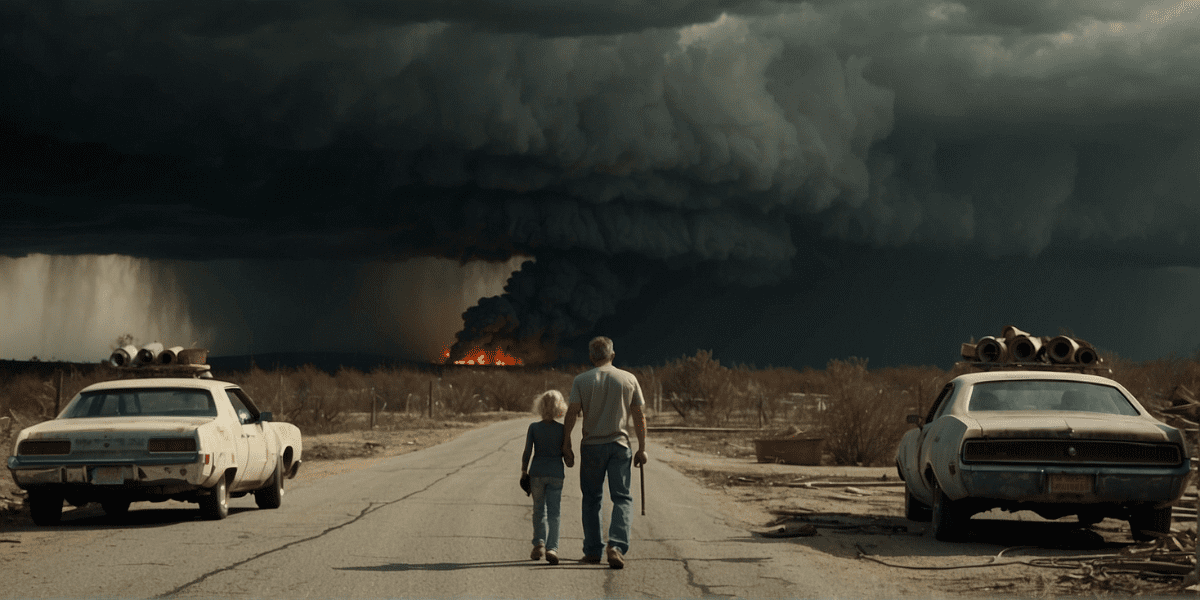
[
  {"x1": 957, "y1": 327, "x2": 1112, "y2": 375},
  {"x1": 955, "y1": 361, "x2": 1113, "y2": 376},
  {"x1": 104, "y1": 364, "x2": 214, "y2": 379},
  {"x1": 102, "y1": 345, "x2": 212, "y2": 378}
]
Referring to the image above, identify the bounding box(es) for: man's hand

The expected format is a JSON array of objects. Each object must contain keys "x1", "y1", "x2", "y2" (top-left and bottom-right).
[
  {"x1": 562, "y1": 442, "x2": 575, "y2": 468},
  {"x1": 562, "y1": 402, "x2": 580, "y2": 469},
  {"x1": 630, "y1": 403, "x2": 647, "y2": 468}
]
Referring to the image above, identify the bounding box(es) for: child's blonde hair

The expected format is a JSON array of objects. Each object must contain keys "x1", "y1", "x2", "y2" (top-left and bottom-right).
[{"x1": 533, "y1": 390, "x2": 567, "y2": 421}]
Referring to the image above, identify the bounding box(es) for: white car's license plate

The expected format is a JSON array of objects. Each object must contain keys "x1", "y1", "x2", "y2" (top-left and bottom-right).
[
  {"x1": 1049, "y1": 473, "x2": 1092, "y2": 494},
  {"x1": 92, "y1": 466, "x2": 124, "y2": 485}
]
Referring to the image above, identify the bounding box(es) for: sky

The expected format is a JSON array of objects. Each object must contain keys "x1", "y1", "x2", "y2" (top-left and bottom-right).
[{"x1": 2, "y1": 0, "x2": 1200, "y2": 368}]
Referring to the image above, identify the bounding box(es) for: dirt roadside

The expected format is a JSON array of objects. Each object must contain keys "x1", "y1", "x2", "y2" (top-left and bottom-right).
[
  {"x1": 657, "y1": 430, "x2": 1200, "y2": 598},
  {"x1": 3, "y1": 419, "x2": 1198, "y2": 597}
]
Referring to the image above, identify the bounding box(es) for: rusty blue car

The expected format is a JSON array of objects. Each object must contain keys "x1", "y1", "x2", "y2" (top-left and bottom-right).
[{"x1": 896, "y1": 369, "x2": 1192, "y2": 542}]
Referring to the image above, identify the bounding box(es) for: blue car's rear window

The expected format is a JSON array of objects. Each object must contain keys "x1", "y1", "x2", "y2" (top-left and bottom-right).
[
  {"x1": 63, "y1": 388, "x2": 217, "y2": 418},
  {"x1": 970, "y1": 380, "x2": 1139, "y2": 416}
]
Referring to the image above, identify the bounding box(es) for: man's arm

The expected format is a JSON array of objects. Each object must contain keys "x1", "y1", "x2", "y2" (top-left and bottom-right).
[
  {"x1": 631, "y1": 402, "x2": 648, "y2": 467},
  {"x1": 561, "y1": 403, "x2": 580, "y2": 468}
]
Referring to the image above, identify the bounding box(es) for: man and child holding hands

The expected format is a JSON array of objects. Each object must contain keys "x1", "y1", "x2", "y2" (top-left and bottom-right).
[{"x1": 520, "y1": 336, "x2": 649, "y2": 569}]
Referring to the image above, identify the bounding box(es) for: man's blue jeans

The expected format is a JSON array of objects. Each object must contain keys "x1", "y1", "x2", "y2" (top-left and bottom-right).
[
  {"x1": 580, "y1": 442, "x2": 633, "y2": 556},
  {"x1": 531, "y1": 476, "x2": 564, "y2": 551}
]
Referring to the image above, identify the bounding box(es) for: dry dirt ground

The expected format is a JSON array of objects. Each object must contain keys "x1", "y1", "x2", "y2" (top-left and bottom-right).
[
  {"x1": 657, "y1": 429, "x2": 1200, "y2": 598},
  {"x1": 3, "y1": 417, "x2": 1199, "y2": 597}
]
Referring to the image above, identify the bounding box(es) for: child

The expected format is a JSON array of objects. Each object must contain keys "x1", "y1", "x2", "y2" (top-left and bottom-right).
[{"x1": 521, "y1": 390, "x2": 568, "y2": 565}]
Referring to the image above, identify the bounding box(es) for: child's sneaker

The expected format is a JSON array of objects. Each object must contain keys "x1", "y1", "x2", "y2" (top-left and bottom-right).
[
  {"x1": 545, "y1": 550, "x2": 559, "y2": 565},
  {"x1": 530, "y1": 544, "x2": 545, "y2": 560}
]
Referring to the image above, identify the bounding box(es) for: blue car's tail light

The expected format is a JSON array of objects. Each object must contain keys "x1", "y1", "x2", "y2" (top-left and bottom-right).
[{"x1": 17, "y1": 440, "x2": 71, "y2": 455}]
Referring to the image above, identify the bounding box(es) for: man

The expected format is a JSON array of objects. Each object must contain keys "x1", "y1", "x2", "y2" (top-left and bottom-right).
[{"x1": 562, "y1": 336, "x2": 648, "y2": 569}]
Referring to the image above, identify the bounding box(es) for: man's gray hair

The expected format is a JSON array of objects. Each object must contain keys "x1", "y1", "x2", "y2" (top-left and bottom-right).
[{"x1": 589, "y1": 336, "x2": 615, "y2": 362}]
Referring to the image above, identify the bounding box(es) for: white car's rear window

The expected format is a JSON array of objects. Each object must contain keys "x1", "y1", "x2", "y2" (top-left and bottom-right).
[
  {"x1": 970, "y1": 380, "x2": 1139, "y2": 416},
  {"x1": 63, "y1": 388, "x2": 217, "y2": 418}
]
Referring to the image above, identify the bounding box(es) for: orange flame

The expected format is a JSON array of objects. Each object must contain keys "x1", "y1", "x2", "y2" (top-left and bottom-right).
[{"x1": 439, "y1": 346, "x2": 523, "y2": 366}]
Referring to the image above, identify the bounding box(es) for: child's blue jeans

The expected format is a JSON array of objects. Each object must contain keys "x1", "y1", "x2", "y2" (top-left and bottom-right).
[{"x1": 531, "y1": 475, "x2": 564, "y2": 551}]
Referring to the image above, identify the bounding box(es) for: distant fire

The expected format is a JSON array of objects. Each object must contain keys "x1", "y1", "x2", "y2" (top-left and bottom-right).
[{"x1": 440, "y1": 346, "x2": 523, "y2": 366}]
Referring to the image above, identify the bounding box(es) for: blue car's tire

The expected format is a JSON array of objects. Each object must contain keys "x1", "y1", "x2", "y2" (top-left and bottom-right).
[
  {"x1": 905, "y1": 488, "x2": 932, "y2": 522},
  {"x1": 1129, "y1": 506, "x2": 1172, "y2": 542},
  {"x1": 931, "y1": 479, "x2": 968, "y2": 542}
]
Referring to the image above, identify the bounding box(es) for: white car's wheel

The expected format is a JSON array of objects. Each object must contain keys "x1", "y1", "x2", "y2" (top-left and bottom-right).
[
  {"x1": 931, "y1": 479, "x2": 968, "y2": 541},
  {"x1": 254, "y1": 459, "x2": 285, "y2": 510},
  {"x1": 28, "y1": 490, "x2": 63, "y2": 526},
  {"x1": 200, "y1": 475, "x2": 229, "y2": 520},
  {"x1": 101, "y1": 499, "x2": 131, "y2": 518}
]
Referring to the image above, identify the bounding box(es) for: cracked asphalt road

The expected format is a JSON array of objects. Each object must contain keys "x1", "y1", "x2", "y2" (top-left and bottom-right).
[{"x1": 1, "y1": 418, "x2": 915, "y2": 599}]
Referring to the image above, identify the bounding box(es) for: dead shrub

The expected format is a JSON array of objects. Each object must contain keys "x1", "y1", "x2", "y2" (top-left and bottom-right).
[
  {"x1": 817, "y1": 358, "x2": 914, "y2": 467},
  {"x1": 660, "y1": 349, "x2": 738, "y2": 423}
]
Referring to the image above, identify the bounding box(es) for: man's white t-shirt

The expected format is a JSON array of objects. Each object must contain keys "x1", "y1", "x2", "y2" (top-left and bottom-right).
[{"x1": 569, "y1": 364, "x2": 645, "y2": 447}]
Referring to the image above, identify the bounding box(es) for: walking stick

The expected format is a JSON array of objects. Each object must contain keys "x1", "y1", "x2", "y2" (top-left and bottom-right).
[{"x1": 639, "y1": 463, "x2": 645, "y2": 515}]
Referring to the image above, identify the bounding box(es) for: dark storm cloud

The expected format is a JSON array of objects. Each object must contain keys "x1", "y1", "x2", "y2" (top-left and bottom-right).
[
  {"x1": 26, "y1": 0, "x2": 786, "y2": 38},
  {"x1": 3, "y1": 0, "x2": 1200, "y2": 365},
  {"x1": 956, "y1": 0, "x2": 1144, "y2": 32}
]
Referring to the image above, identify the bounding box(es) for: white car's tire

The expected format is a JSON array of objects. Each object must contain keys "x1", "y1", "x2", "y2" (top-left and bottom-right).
[
  {"x1": 254, "y1": 459, "x2": 285, "y2": 510},
  {"x1": 200, "y1": 475, "x2": 230, "y2": 520},
  {"x1": 28, "y1": 490, "x2": 63, "y2": 526},
  {"x1": 101, "y1": 499, "x2": 131, "y2": 518}
]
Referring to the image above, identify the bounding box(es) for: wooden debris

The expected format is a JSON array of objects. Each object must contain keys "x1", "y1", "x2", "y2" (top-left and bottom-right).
[
  {"x1": 794, "y1": 480, "x2": 904, "y2": 489},
  {"x1": 1056, "y1": 528, "x2": 1200, "y2": 590},
  {"x1": 1172, "y1": 385, "x2": 1197, "y2": 407},
  {"x1": 766, "y1": 512, "x2": 916, "y2": 536},
  {"x1": 758, "y1": 522, "x2": 818, "y2": 538}
]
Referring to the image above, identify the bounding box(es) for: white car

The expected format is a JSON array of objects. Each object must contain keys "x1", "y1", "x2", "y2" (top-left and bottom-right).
[
  {"x1": 896, "y1": 369, "x2": 1191, "y2": 542},
  {"x1": 7, "y1": 374, "x2": 302, "y2": 524}
]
